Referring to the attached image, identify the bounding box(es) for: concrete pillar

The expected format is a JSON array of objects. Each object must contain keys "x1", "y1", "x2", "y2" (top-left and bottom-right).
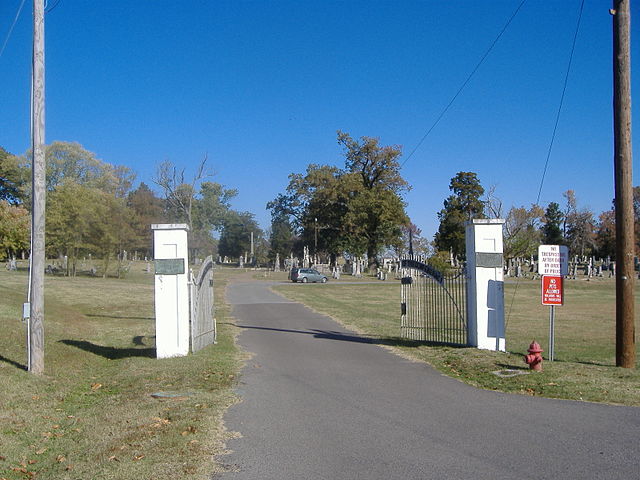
[
  {"x1": 152, "y1": 224, "x2": 190, "y2": 358},
  {"x1": 465, "y1": 219, "x2": 506, "y2": 352}
]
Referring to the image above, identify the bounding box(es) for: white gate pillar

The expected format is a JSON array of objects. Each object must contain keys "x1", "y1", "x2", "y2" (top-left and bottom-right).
[
  {"x1": 152, "y1": 224, "x2": 190, "y2": 358},
  {"x1": 465, "y1": 219, "x2": 505, "y2": 351}
]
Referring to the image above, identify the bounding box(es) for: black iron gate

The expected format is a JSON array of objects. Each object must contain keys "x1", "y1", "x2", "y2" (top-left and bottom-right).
[{"x1": 400, "y1": 255, "x2": 467, "y2": 345}]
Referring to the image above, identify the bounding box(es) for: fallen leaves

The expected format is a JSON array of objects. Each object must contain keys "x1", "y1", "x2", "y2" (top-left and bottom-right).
[
  {"x1": 181, "y1": 426, "x2": 197, "y2": 436},
  {"x1": 90, "y1": 383, "x2": 103, "y2": 391}
]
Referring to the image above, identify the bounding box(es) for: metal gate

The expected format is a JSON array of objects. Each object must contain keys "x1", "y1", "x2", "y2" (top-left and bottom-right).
[
  {"x1": 189, "y1": 255, "x2": 216, "y2": 352},
  {"x1": 400, "y1": 255, "x2": 467, "y2": 345}
]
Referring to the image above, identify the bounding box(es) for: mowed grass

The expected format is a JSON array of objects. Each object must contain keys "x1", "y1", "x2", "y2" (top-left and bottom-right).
[
  {"x1": 274, "y1": 276, "x2": 640, "y2": 406},
  {"x1": 0, "y1": 264, "x2": 243, "y2": 480}
]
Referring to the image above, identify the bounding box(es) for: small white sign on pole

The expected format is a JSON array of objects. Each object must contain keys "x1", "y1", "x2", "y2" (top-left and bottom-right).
[
  {"x1": 538, "y1": 245, "x2": 569, "y2": 276},
  {"x1": 538, "y1": 244, "x2": 568, "y2": 362}
]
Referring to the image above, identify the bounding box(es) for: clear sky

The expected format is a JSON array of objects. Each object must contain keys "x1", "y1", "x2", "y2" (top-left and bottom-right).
[{"x1": 1, "y1": 1, "x2": 639, "y2": 239}]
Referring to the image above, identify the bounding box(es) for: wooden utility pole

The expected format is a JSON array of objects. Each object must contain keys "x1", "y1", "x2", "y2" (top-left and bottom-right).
[
  {"x1": 29, "y1": 0, "x2": 46, "y2": 374},
  {"x1": 612, "y1": 0, "x2": 636, "y2": 368}
]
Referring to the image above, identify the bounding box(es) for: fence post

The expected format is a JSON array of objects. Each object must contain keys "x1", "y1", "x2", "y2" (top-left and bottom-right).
[{"x1": 465, "y1": 219, "x2": 506, "y2": 351}]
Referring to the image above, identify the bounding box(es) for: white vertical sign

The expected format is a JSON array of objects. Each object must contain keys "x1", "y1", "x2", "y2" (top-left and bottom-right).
[{"x1": 538, "y1": 245, "x2": 569, "y2": 276}]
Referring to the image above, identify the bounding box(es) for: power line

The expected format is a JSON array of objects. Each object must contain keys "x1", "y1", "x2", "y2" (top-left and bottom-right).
[
  {"x1": 45, "y1": 0, "x2": 62, "y2": 14},
  {"x1": 535, "y1": 0, "x2": 585, "y2": 205},
  {"x1": 401, "y1": 0, "x2": 528, "y2": 168},
  {"x1": 506, "y1": 0, "x2": 585, "y2": 332},
  {"x1": 0, "y1": 0, "x2": 27, "y2": 62}
]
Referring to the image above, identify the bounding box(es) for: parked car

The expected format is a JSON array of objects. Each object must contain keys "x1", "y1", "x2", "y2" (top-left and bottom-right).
[{"x1": 291, "y1": 268, "x2": 328, "y2": 283}]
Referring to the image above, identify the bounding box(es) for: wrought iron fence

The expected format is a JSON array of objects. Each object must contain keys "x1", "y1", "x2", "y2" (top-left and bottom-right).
[
  {"x1": 400, "y1": 255, "x2": 467, "y2": 345},
  {"x1": 189, "y1": 255, "x2": 216, "y2": 352}
]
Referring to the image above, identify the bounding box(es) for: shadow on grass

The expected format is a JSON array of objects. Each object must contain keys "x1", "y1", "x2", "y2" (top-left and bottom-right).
[
  {"x1": 86, "y1": 314, "x2": 154, "y2": 321},
  {"x1": 236, "y1": 324, "x2": 467, "y2": 349},
  {"x1": 0, "y1": 353, "x2": 27, "y2": 371},
  {"x1": 59, "y1": 339, "x2": 156, "y2": 359}
]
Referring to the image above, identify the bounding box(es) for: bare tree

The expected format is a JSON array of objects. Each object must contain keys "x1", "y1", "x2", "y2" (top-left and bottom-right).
[{"x1": 153, "y1": 155, "x2": 210, "y2": 230}]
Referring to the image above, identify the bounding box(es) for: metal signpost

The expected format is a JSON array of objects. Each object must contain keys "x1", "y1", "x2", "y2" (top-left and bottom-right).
[{"x1": 538, "y1": 245, "x2": 568, "y2": 361}]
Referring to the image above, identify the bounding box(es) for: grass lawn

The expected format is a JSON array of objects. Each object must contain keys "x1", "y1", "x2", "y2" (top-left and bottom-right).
[
  {"x1": 0, "y1": 263, "x2": 243, "y2": 480},
  {"x1": 273, "y1": 274, "x2": 640, "y2": 406}
]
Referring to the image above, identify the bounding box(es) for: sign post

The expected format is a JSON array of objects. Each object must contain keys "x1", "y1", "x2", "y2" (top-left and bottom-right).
[
  {"x1": 538, "y1": 245, "x2": 568, "y2": 361},
  {"x1": 541, "y1": 275, "x2": 563, "y2": 361}
]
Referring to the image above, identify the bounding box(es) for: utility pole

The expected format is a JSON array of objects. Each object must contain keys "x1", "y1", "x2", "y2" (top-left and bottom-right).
[
  {"x1": 29, "y1": 0, "x2": 46, "y2": 374},
  {"x1": 612, "y1": 0, "x2": 635, "y2": 368}
]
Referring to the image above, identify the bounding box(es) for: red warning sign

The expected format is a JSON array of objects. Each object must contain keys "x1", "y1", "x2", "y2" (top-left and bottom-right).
[{"x1": 542, "y1": 275, "x2": 563, "y2": 306}]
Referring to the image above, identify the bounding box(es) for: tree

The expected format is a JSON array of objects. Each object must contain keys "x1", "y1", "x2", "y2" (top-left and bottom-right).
[
  {"x1": 542, "y1": 202, "x2": 564, "y2": 246},
  {"x1": 46, "y1": 182, "x2": 101, "y2": 275},
  {"x1": 395, "y1": 222, "x2": 432, "y2": 257},
  {"x1": 269, "y1": 213, "x2": 296, "y2": 263},
  {"x1": 218, "y1": 211, "x2": 262, "y2": 260},
  {"x1": 127, "y1": 182, "x2": 165, "y2": 257},
  {"x1": 0, "y1": 200, "x2": 29, "y2": 260},
  {"x1": 504, "y1": 204, "x2": 544, "y2": 260},
  {"x1": 42, "y1": 141, "x2": 135, "y2": 195},
  {"x1": 562, "y1": 190, "x2": 596, "y2": 256},
  {"x1": 595, "y1": 209, "x2": 616, "y2": 259},
  {"x1": 338, "y1": 132, "x2": 409, "y2": 267},
  {"x1": 154, "y1": 158, "x2": 236, "y2": 259},
  {"x1": 434, "y1": 172, "x2": 485, "y2": 258},
  {"x1": 0, "y1": 147, "x2": 27, "y2": 204},
  {"x1": 268, "y1": 132, "x2": 410, "y2": 268}
]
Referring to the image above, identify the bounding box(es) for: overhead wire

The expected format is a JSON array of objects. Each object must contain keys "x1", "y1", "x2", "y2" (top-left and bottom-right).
[
  {"x1": 535, "y1": 0, "x2": 585, "y2": 205},
  {"x1": 401, "y1": 0, "x2": 528, "y2": 168},
  {"x1": 0, "y1": 0, "x2": 27, "y2": 62},
  {"x1": 506, "y1": 0, "x2": 586, "y2": 331}
]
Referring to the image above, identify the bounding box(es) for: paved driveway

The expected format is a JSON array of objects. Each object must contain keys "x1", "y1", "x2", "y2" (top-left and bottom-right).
[{"x1": 217, "y1": 279, "x2": 639, "y2": 479}]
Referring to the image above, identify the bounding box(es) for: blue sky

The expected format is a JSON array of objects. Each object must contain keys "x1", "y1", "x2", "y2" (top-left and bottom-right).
[{"x1": 1, "y1": 1, "x2": 638, "y2": 239}]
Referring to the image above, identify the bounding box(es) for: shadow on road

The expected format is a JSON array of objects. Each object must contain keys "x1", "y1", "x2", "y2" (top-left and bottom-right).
[{"x1": 236, "y1": 324, "x2": 465, "y2": 349}]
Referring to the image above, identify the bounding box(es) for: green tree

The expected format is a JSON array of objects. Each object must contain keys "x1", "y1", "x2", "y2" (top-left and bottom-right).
[
  {"x1": 46, "y1": 182, "x2": 100, "y2": 275},
  {"x1": 0, "y1": 200, "x2": 30, "y2": 260},
  {"x1": 338, "y1": 132, "x2": 409, "y2": 266},
  {"x1": 42, "y1": 141, "x2": 135, "y2": 195},
  {"x1": 268, "y1": 133, "x2": 409, "y2": 267},
  {"x1": 218, "y1": 211, "x2": 262, "y2": 261},
  {"x1": 542, "y1": 202, "x2": 564, "y2": 245},
  {"x1": 0, "y1": 147, "x2": 27, "y2": 204},
  {"x1": 269, "y1": 213, "x2": 296, "y2": 263},
  {"x1": 127, "y1": 182, "x2": 165, "y2": 257},
  {"x1": 434, "y1": 172, "x2": 485, "y2": 258}
]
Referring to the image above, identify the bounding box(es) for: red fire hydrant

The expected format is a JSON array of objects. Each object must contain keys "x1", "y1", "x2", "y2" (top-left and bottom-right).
[{"x1": 524, "y1": 341, "x2": 544, "y2": 371}]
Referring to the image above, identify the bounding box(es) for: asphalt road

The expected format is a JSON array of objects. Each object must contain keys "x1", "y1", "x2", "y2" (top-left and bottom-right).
[{"x1": 216, "y1": 279, "x2": 639, "y2": 480}]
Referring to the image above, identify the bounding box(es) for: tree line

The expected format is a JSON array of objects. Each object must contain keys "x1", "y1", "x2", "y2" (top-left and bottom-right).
[
  {"x1": 0, "y1": 142, "x2": 260, "y2": 275},
  {"x1": 433, "y1": 171, "x2": 640, "y2": 263},
  {"x1": 3, "y1": 138, "x2": 636, "y2": 275}
]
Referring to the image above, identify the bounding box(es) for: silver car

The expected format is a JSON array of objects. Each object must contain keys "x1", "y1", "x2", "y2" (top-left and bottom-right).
[{"x1": 291, "y1": 268, "x2": 328, "y2": 283}]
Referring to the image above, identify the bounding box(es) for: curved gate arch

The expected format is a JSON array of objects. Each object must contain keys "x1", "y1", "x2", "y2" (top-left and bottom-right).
[
  {"x1": 400, "y1": 255, "x2": 467, "y2": 345},
  {"x1": 189, "y1": 255, "x2": 216, "y2": 352}
]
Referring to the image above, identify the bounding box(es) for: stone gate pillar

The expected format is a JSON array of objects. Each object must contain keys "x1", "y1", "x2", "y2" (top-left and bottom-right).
[
  {"x1": 152, "y1": 224, "x2": 190, "y2": 358},
  {"x1": 465, "y1": 219, "x2": 505, "y2": 351}
]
